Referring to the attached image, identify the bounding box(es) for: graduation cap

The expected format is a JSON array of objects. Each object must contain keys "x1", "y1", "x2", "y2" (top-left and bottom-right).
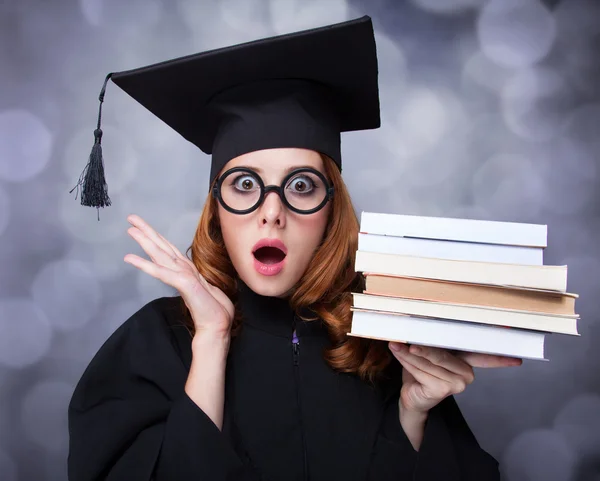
[{"x1": 71, "y1": 15, "x2": 381, "y2": 217}]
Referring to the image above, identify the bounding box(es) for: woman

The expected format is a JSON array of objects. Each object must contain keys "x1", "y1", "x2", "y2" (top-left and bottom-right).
[{"x1": 68, "y1": 16, "x2": 519, "y2": 481}]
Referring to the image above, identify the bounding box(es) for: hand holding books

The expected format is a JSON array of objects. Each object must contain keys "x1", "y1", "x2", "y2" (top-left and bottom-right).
[{"x1": 389, "y1": 342, "x2": 521, "y2": 414}]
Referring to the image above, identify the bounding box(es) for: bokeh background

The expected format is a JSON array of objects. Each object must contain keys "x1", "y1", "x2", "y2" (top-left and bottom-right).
[{"x1": 1, "y1": 0, "x2": 599, "y2": 479}]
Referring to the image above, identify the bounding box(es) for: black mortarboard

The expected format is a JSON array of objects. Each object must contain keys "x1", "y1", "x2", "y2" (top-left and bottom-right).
[{"x1": 71, "y1": 15, "x2": 380, "y2": 217}]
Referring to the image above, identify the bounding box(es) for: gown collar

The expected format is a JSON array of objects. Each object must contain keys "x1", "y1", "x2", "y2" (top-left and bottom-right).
[{"x1": 236, "y1": 278, "x2": 327, "y2": 339}]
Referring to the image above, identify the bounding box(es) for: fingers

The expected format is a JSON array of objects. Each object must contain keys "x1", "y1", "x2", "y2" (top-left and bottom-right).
[
  {"x1": 127, "y1": 226, "x2": 179, "y2": 267},
  {"x1": 125, "y1": 214, "x2": 212, "y2": 286},
  {"x1": 127, "y1": 214, "x2": 182, "y2": 261},
  {"x1": 124, "y1": 254, "x2": 182, "y2": 286},
  {"x1": 456, "y1": 351, "x2": 523, "y2": 368},
  {"x1": 391, "y1": 346, "x2": 463, "y2": 400},
  {"x1": 126, "y1": 214, "x2": 194, "y2": 270},
  {"x1": 390, "y1": 343, "x2": 473, "y2": 389},
  {"x1": 394, "y1": 353, "x2": 441, "y2": 387},
  {"x1": 157, "y1": 232, "x2": 187, "y2": 260},
  {"x1": 408, "y1": 345, "x2": 475, "y2": 383}
]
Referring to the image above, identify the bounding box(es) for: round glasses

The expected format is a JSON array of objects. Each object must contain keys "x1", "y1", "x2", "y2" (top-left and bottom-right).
[{"x1": 212, "y1": 167, "x2": 334, "y2": 215}]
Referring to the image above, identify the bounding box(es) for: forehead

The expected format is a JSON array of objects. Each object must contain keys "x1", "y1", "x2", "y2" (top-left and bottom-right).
[{"x1": 223, "y1": 148, "x2": 324, "y2": 174}]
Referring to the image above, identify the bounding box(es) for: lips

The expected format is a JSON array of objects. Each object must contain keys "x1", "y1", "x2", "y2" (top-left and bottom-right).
[{"x1": 252, "y1": 238, "x2": 287, "y2": 265}]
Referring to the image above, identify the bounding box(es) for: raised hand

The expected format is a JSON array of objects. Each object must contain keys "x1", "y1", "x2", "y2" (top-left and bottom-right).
[
  {"x1": 123, "y1": 214, "x2": 234, "y2": 337},
  {"x1": 389, "y1": 343, "x2": 522, "y2": 414}
]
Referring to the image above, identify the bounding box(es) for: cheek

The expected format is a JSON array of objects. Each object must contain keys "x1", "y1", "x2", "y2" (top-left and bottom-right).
[
  {"x1": 218, "y1": 209, "x2": 245, "y2": 256},
  {"x1": 293, "y1": 209, "x2": 330, "y2": 252}
]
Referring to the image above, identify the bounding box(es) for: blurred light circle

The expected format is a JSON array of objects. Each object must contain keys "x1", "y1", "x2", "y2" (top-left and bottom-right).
[
  {"x1": 375, "y1": 31, "x2": 408, "y2": 86},
  {"x1": 63, "y1": 125, "x2": 139, "y2": 197},
  {"x1": 382, "y1": 87, "x2": 448, "y2": 160},
  {"x1": 79, "y1": 0, "x2": 162, "y2": 29},
  {"x1": 503, "y1": 429, "x2": 576, "y2": 481},
  {"x1": 553, "y1": 0, "x2": 600, "y2": 94},
  {"x1": 177, "y1": 0, "x2": 263, "y2": 51},
  {"x1": 461, "y1": 51, "x2": 512, "y2": 93},
  {"x1": 406, "y1": 89, "x2": 470, "y2": 187},
  {"x1": 472, "y1": 153, "x2": 544, "y2": 219},
  {"x1": 79, "y1": 0, "x2": 102, "y2": 26},
  {"x1": 467, "y1": 113, "x2": 519, "y2": 161},
  {"x1": 376, "y1": 31, "x2": 409, "y2": 114},
  {"x1": 554, "y1": 394, "x2": 600, "y2": 460},
  {"x1": 386, "y1": 189, "x2": 445, "y2": 218},
  {"x1": 562, "y1": 103, "x2": 600, "y2": 146},
  {"x1": 555, "y1": 0, "x2": 600, "y2": 40},
  {"x1": 501, "y1": 67, "x2": 567, "y2": 142},
  {"x1": 219, "y1": 0, "x2": 270, "y2": 36},
  {"x1": 65, "y1": 235, "x2": 132, "y2": 281},
  {"x1": 118, "y1": 192, "x2": 201, "y2": 238},
  {"x1": 102, "y1": 298, "x2": 145, "y2": 337},
  {"x1": 0, "y1": 185, "x2": 10, "y2": 237},
  {"x1": 541, "y1": 137, "x2": 596, "y2": 217},
  {"x1": 31, "y1": 259, "x2": 102, "y2": 331},
  {"x1": 477, "y1": 0, "x2": 556, "y2": 68},
  {"x1": 21, "y1": 380, "x2": 73, "y2": 454},
  {"x1": 270, "y1": 0, "x2": 348, "y2": 35},
  {"x1": 110, "y1": 105, "x2": 198, "y2": 197},
  {"x1": 351, "y1": 167, "x2": 403, "y2": 194},
  {"x1": 0, "y1": 109, "x2": 53, "y2": 182},
  {"x1": 0, "y1": 299, "x2": 52, "y2": 368},
  {"x1": 0, "y1": 450, "x2": 17, "y2": 481},
  {"x1": 409, "y1": 0, "x2": 484, "y2": 15}
]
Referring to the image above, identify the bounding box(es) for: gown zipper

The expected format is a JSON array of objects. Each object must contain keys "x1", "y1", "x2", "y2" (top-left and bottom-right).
[{"x1": 292, "y1": 320, "x2": 309, "y2": 480}]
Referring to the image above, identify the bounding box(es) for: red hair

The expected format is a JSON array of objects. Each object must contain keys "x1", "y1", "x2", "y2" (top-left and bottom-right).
[{"x1": 182, "y1": 154, "x2": 393, "y2": 383}]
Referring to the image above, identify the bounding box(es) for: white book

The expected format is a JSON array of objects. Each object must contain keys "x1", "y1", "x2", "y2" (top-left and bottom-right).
[
  {"x1": 358, "y1": 232, "x2": 543, "y2": 265},
  {"x1": 352, "y1": 293, "x2": 579, "y2": 335},
  {"x1": 360, "y1": 212, "x2": 548, "y2": 248},
  {"x1": 354, "y1": 251, "x2": 567, "y2": 292},
  {"x1": 349, "y1": 309, "x2": 547, "y2": 360}
]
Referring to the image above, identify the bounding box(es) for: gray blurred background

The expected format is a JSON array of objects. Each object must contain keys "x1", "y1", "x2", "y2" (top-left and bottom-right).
[{"x1": 1, "y1": 0, "x2": 599, "y2": 479}]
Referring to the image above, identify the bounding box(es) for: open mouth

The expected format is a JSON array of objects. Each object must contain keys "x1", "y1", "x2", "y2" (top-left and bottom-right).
[{"x1": 253, "y1": 246, "x2": 287, "y2": 265}]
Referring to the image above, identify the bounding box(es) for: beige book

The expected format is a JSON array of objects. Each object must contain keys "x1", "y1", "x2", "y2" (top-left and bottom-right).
[
  {"x1": 364, "y1": 274, "x2": 577, "y2": 315},
  {"x1": 352, "y1": 293, "x2": 579, "y2": 335},
  {"x1": 354, "y1": 251, "x2": 568, "y2": 292}
]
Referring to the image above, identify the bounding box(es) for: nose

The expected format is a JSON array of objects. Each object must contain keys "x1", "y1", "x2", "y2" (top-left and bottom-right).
[{"x1": 259, "y1": 189, "x2": 286, "y2": 227}]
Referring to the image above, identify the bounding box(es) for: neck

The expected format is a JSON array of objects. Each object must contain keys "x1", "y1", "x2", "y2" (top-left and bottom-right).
[{"x1": 235, "y1": 278, "x2": 325, "y2": 338}]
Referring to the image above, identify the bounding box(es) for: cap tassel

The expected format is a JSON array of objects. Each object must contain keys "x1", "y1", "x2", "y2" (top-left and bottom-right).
[{"x1": 70, "y1": 73, "x2": 113, "y2": 220}]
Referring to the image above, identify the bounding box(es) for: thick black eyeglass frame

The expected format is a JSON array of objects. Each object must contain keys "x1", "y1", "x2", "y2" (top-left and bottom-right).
[{"x1": 212, "y1": 166, "x2": 335, "y2": 215}]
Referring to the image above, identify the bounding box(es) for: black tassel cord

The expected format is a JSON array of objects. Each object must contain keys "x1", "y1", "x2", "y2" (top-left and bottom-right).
[{"x1": 70, "y1": 73, "x2": 113, "y2": 221}]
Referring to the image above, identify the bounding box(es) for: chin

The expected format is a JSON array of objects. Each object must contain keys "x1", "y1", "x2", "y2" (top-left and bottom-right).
[{"x1": 239, "y1": 270, "x2": 297, "y2": 299}]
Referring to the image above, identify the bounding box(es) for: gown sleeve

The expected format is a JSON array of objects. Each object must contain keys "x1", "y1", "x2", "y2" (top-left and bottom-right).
[
  {"x1": 369, "y1": 374, "x2": 500, "y2": 480},
  {"x1": 67, "y1": 298, "x2": 262, "y2": 481}
]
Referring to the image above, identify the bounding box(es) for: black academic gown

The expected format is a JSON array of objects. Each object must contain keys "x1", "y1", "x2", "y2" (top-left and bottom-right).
[{"x1": 68, "y1": 282, "x2": 500, "y2": 481}]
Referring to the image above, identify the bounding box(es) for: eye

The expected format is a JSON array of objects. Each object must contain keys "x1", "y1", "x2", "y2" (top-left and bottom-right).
[
  {"x1": 232, "y1": 173, "x2": 260, "y2": 192},
  {"x1": 286, "y1": 174, "x2": 316, "y2": 195}
]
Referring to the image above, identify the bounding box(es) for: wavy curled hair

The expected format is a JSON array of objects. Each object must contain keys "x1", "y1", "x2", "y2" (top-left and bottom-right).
[{"x1": 180, "y1": 154, "x2": 394, "y2": 384}]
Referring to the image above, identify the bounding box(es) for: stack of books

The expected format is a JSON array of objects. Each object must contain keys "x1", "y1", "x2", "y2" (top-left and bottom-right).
[{"x1": 348, "y1": 212, "x2": 580, "y2": 360}]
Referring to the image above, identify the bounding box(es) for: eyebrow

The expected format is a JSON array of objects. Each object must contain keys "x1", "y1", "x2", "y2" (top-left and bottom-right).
[{"x1": 238, "y1": 165, "x2": 322, "y2": 175}]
